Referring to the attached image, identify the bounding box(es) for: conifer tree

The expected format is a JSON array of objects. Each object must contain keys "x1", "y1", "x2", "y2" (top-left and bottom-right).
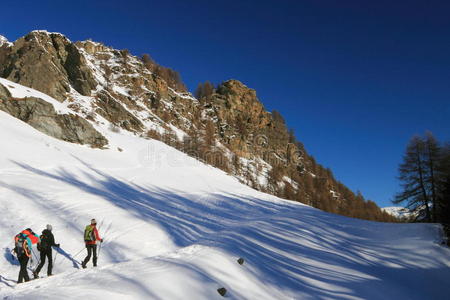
[
  {"x1": 204, "y1": 120, "x2": 215, "y2": 147},
  {"x1": 195, "y1": 81, "x2": 214, "y2": 103},
  {"x1": 394, "y1": 134, "x2": 442, "y2": 221},
  {"x1": 141, "y1": 54, "x2": 155, "y2": 71}
]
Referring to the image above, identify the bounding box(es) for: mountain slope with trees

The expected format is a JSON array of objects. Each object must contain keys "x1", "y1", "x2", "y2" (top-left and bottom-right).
[{"x1": 0, "y1": 30, "x2": 395, "y2": 222}]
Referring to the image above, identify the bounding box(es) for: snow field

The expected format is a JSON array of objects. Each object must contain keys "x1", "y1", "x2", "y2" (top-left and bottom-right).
[{"x1": 0, "y1": 98, "x2": 449, "y2": 298}]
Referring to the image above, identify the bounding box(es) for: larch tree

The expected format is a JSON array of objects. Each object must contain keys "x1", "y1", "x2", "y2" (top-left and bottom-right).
[
  {"x1": 195, "y1": 81, "x2": 214, "y2": 103},
  {"x1": 204, "y1": 120, "x2": 216, "y2": 148},
  {"x1": 394, "y1": 134, "x2": 442, "y2": 221}
]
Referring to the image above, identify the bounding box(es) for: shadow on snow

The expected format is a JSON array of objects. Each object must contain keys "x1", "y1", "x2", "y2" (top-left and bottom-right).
[{"x1": 1, "y1": 159, "x2": 449, "y2": 299}]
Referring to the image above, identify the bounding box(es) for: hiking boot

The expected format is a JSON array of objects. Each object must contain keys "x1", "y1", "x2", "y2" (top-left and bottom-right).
[{"x1": 81, "y1": 263, "x2": 87, "y2": 269}]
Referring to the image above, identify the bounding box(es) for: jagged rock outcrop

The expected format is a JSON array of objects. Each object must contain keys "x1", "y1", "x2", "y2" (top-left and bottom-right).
[
  {"x1": 209, "y1": 80, "x2": 281, "y2": 158},
  {"x1": 95, "y1": 90, "x2": 143, "y2": 132},
  {"x1": 215, "y1": 80, "x2": 269, "y2": 127},
  {"x1": 0, "y1": 31, "x2": 97, "y2": 101},
  {"x1": 0, "y1": 84, "x2": 107, "y2": 148}
]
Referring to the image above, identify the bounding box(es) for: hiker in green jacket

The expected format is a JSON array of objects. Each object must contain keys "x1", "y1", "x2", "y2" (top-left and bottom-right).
[{"x1": 81, "y1": 219, "x2": 103, "y2": 269}]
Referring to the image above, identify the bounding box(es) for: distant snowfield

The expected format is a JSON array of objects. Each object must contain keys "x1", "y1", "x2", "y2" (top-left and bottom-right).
[
  {"x1": 0, "y1": 108, "x2": 450, "y2": 299},
  {"x1": 382, "y1": 206, "x2": 414, "y2": 220}
]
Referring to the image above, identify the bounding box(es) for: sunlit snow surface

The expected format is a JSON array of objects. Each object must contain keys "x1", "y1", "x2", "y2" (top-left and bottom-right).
[{"x1": 0, "y1": 98, "x2": 449, "y2": 298}]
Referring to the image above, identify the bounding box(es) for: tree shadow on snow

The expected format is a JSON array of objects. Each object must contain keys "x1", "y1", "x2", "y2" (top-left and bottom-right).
[{"x1": 5, "y1": 159, "x2": 450, "y2": 299}]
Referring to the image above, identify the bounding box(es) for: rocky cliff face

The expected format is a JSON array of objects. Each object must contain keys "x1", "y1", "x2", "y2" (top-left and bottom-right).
[
  {"x1": 0, "y1": 84, "x2": 107, "y2": 148},
  {"x1": 0, "y1": 32, "x2": 97, "y2": 101},
  {"x1": 0, "y1": 30, "x2": 338, "y2": 203},
  {"x1": 211, "y1": 80, "x2": 294, "y2": 161},
  {"x1": 0, "y1": 30, "x2": 395, "y2": 221}
]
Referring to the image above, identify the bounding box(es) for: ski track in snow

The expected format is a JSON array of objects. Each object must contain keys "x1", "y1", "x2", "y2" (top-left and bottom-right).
[{"x1": 0, "y1": 100, "x2": 450, "y2": 298}]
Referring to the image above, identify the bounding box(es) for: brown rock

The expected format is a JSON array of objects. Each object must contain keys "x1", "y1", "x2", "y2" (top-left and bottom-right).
[
  {"x1": 0, "y1": 89, "x2": 107, "y2": 148},
  {"x1": 0, "y1": 31, "x2": 97, "y2": 101},
  {"x1": 0, "y1": 83, "x2": 11, "y2": 100},
  {"x1": 95, "y1": 90, "x2": 143, "y2": 132}
]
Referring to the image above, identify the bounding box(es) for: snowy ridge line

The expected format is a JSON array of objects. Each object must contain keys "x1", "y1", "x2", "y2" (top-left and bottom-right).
[
  {"x1": 0, "y1": 35, "x2": 12, "y2": 47},
  {"x1": 30, "y1": 30, "x2": 71, "y2": 41}
]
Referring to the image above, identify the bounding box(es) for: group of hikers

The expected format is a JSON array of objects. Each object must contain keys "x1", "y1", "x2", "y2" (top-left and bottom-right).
[{"x1": 13, "y1": 219, "x2": 103, "y2": 283}]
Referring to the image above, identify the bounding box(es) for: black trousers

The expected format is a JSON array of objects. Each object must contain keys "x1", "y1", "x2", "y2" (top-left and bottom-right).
[
  {"x1": 18, "y1": 255, "x2": 30, "y2": 283},
  {"x1": 35, "y1": 249, "x2": 53, "y2": 276},
  {"x1": 83, "y1": 244, "x2": 97, "y2": 266}
]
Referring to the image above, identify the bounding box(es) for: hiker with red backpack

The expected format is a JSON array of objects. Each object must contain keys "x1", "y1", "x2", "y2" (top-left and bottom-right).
[
  {"x1": 82, "y1": 219, "x2": 103, "y2": 269},
  {"x1": 33, "y1": 224, "x2": 60, "y2": 278},
  {"x1": 13, "y1": 228, "x2": 40, "y2": 283}
]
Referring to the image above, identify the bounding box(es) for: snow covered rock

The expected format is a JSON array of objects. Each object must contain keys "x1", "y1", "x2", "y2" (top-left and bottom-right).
[
  {"x1": 95, "y1": 90, "x2": 144, "y2": 132},
  {"x1": 0, "y1": 79, "x2": 108, "y2": 148},
  {"x1": 382, "y1": 206, "x2": 414, "y2": 220},
  {"x1": 0, "y1": 35, "x2": 11, "y2": 47}
]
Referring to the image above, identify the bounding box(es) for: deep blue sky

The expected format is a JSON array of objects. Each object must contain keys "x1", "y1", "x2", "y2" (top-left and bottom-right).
[{"x1": 1, "y1": 0, "x2": 449, "y2": 207}]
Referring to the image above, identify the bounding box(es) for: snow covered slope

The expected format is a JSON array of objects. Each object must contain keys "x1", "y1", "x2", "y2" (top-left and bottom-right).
[{"x1": 0, "y1": 109, "x2": 449, "y2": 299}]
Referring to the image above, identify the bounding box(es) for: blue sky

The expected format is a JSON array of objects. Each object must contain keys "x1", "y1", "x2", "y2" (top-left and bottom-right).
[{"x1": 1, "y1": 0, "x2": 449, "y2": 207}]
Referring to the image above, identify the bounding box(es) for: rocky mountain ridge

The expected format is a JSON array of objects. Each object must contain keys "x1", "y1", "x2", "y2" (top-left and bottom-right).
[
  {"x1": 0, "y1": 30, "x2": 396, "y2": 221},
  {"x1": 0, "y1": 35, "x2": 11, "y2": 47}
]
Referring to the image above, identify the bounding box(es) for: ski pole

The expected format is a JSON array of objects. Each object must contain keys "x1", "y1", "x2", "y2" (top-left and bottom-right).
[
  {"x1": 53, "y1": 248, "x2": 58, "y2": 266},
  {"x1": 73, "y1": 247, "x2": 85, "y2": 258},
  {"x1": 31, "y1": 248, "x2": 40, "y2": 267},
  {"x1": 98, "y1": 241, "x2": 103, "y2": 260},
  {"x1": 102, "y1": 222, "x2": 112, "y2": 237},
  {"x1": 97, "y1": 220, "x2": 103, "y2": 235},
  {"x1": 10, "y1": 248, "x2": 16, "y2": 261},
  {"x1": 29, "y1": 254, "x2": 35, "y2": 270}
]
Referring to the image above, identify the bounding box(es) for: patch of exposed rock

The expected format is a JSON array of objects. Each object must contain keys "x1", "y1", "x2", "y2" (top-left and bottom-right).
[
  {"x1": 0, "y1": 84, "x2": 107, "y2": 148},
  {"x1": 0, "y1": 31, "x2": 97, "y2": 101},
  {"x1": 95, "y1": 90, "x2": 143, "y2": 132}
]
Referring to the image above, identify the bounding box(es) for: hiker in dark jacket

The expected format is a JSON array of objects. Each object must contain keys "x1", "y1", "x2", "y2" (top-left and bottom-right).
[
  {"x1": 33, "y1": 224, "x2": 59, "y2": 278},
  {"x1": 82, "y1": 219, "x2": 103, "y2": 269}
]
